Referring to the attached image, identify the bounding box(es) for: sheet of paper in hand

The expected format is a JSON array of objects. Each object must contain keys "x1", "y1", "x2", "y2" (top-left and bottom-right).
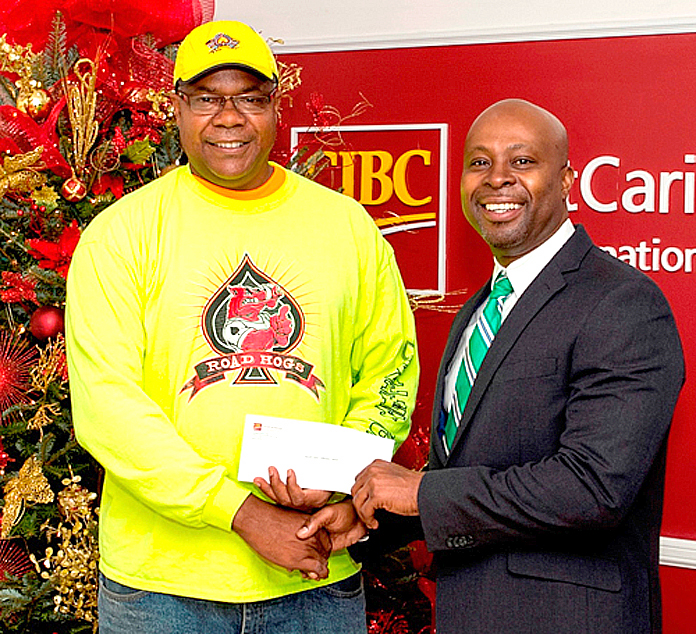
[{"x1": 237, "y1": 414, "x2": 395, "y2": 494}]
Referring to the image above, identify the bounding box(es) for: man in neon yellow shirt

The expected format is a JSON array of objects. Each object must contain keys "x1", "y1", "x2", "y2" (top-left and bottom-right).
[{"x1": 66, "y1": 20, "x2": 418, "y2": 634}]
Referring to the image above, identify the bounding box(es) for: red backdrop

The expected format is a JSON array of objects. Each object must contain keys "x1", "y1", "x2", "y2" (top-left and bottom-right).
[{"x1": 276, "y1": 32, "x2": 696, "y2": 632}]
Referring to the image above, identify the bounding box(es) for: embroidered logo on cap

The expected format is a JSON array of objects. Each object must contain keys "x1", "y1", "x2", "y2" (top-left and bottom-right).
[{"x1": 206, "y1": 33, "x2": 240, "y2": 53}]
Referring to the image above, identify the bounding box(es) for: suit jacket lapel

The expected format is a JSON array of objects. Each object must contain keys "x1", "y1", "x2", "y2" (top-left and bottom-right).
[{"x1": 444, "y1": 226, "x2": 594, "y2": 462}]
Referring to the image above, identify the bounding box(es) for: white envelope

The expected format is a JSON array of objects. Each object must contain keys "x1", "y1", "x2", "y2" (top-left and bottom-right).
[{"x1": 237, "y1": 414, "x2": 395, "y2": 494}]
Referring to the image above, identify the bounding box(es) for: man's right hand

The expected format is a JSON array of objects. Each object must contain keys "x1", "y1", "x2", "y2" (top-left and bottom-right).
[
  {"x1": 254, "y1": 466, "x2": 332, "y2": 512},
  {"x1": 232, "y1": 494, "x2": 331, "y2": 580}
]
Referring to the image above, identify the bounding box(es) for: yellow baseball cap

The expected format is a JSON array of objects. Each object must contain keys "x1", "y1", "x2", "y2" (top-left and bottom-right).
[{"x1": 173, "y1": 21, "x2": 279, "y2": 87}]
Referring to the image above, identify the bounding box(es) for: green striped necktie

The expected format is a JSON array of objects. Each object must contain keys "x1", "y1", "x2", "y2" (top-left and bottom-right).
[{"x1": 443, "y1": 271, "x2": 513, "y2": 452}]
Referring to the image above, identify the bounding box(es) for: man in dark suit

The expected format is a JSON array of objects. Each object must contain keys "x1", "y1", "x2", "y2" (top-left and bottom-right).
[{"x1": 303, "y1": 99, "x2": 685, "y2": 633}]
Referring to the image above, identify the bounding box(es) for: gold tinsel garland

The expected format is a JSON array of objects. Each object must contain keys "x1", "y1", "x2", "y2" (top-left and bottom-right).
[
  {"x1": 28, "y1": 334, "x2": 68, "y2": 432},
  {"x1": 276, "y1": 60, "x2": 302, "y2": 105},
  {"x1": 408, "y1": 290, "x2": 468, "y2": 313},
  {"x1": 32, "y1": 473, "x2": 99, "y2": 630}
]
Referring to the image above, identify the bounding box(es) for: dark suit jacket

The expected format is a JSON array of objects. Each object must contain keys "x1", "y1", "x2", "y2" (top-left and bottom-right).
[{"x1": 417, "y1": 226, "x2": 684, "y2": 634}]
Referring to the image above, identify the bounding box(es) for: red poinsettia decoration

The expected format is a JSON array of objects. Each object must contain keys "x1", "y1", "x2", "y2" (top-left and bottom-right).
[
  {"x1": 92, "y1": 172, "x2": 124, "y2": 199},
  {"x1": 0, "y1": 0, "x2": 212, "y2": 50},
  {"x1": 26, "y1": 220, "x2": 81, "y2": 278}
]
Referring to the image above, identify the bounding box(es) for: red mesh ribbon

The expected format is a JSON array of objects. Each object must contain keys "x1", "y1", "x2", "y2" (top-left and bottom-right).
[
  {"x1": 0, "y1": 104, "x2": 71, "y2": 177},
  {"x1": 68, "y1": 0, "x2": 213, "y2": 46},
  {"x1": 0, "y1": 0, "x2": 214, "y2": 49},
  {"x1": 129, "y1": 36, "x2": 175, "y2": 93}
]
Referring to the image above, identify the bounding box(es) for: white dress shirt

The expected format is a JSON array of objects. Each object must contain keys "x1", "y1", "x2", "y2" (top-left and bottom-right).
[{"x1": 443, "y1": 219, "x2": 576, "y2": 413}]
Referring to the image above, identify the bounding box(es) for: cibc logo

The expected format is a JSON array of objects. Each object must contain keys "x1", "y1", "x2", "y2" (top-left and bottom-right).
[{"x1": 291, "y1": 124, "x2": 448, "y2": 293}]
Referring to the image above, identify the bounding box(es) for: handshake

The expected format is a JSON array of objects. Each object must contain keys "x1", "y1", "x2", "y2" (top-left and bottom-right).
[{"x1": 233, "y1": 461, "x2": 424, "y2": 580}]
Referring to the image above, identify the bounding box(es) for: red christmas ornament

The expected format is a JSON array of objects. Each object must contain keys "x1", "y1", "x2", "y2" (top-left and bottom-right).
[
  {"x1": 29, "y1": 306, "x2": 65, "y2": 342},
  {"x1": 61, "y1": 176, "x2": 88, "y2": 202}
]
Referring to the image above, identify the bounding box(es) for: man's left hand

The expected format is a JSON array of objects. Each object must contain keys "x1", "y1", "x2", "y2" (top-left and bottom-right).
[
  {"x1": 351, "y1": 459, "x2": 423, "y2": 529},
  {"x1": 297, "y1": 499, "x2": 367, "y2": 551}
]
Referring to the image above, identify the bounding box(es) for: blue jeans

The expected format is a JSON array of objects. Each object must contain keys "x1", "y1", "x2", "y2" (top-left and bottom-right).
[{"x1": 98, "y1": 573, "x2": 367, "y2": 634}]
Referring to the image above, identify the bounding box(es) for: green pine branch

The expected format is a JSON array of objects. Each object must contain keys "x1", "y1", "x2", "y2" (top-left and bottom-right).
[{"x1": 42, "y1": 12, "x2": 68, "y2": 87}]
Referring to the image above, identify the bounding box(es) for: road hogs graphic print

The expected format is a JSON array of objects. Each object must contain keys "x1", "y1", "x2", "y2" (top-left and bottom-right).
[{"x1": 181, "y1": 254, "x2": 324, "y2": 399}]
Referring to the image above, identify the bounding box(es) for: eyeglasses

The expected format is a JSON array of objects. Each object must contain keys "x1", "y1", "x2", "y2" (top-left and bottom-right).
[{"x1": 175, "y1": 89, "x2": 276, "y2": 116}]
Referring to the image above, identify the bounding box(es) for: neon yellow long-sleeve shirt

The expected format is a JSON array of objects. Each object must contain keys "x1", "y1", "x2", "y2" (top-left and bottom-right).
[{"x1": 65, "y1": 164, "x2": 418, "y2": 602}]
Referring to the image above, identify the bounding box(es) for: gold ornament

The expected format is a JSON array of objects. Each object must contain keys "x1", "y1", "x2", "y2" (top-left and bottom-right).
[
  {"x1": 313, "y1": 93, "x2": 373, "y2": 149},
  {"x1": 1, "y1": 454, "x2": 54, "y2": 539},
  {"x1": 0, "y1": 35, "x2": 39, "y2": 77},
  {"x1": 0, "y1": 146, "x2": 47, "y2": 199},
  {"x1": 145, "y1": 88, "x2": 174, "y2": 123},
  {"x1": 26, "y1": 402, "x2": 61, "y2": 432},
  {"x1": 274, "y1": 61, "x2": 303, "y2": 128},
  {"x1": 0, "y1": 35, "x2": 41, "y2": 111},
  {"x1": 16, "y1": 87, "x2": 52, "y2": 121},
  {"x1": 64, "y1": 58, "x2": 99, "y2": 178},
  {"x1": 31, "y1": 334, "x2": 68, "y2": 392},
  {"x1": 285, "y1": 147, "x2": 329, "y2": 180},
  {"x1": 89, "y1": 139, "x2": 121, "y2": 174}
]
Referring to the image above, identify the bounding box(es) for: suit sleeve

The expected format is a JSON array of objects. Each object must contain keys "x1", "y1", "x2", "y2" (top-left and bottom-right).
[{"x1": 418, "y1": 276, "x2": 684, "y2": 552}]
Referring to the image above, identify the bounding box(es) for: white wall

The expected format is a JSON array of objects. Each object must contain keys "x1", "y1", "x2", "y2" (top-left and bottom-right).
[{"x1": 215, "y1": 0, "x2": 696, "y2": 52}]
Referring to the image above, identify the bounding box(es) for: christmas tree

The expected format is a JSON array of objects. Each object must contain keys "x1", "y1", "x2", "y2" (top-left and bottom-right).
[{"x1": 0, "y1": 11, "x2": 189, "y2": 632}]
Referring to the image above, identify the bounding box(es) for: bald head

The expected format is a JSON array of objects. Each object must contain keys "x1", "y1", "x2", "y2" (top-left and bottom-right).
[
  {"x1": 460, "y1": 99, "x2": 575, "y2": 265},
  {"x1": 468, "y1": 99, "x2": 569, "y2": 169}
]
